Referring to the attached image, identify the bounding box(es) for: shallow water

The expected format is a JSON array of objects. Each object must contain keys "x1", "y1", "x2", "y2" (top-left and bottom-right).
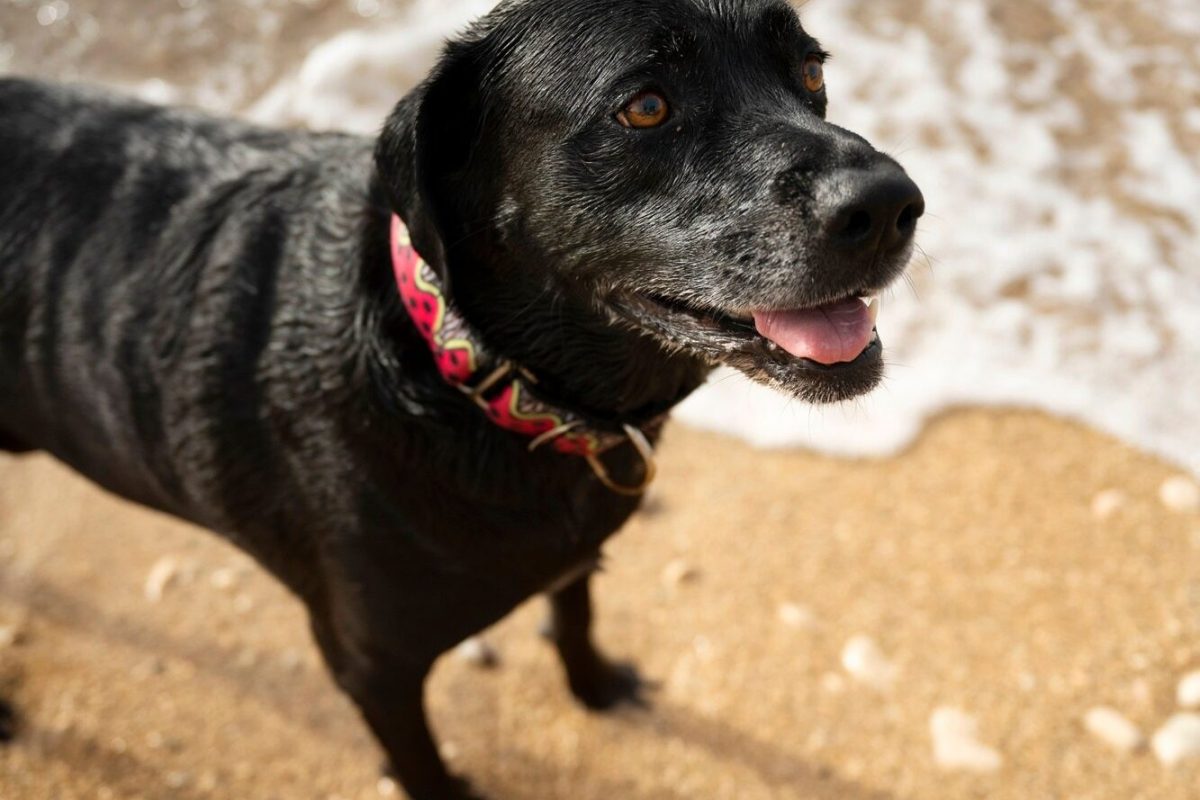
[{"x1": 2, "y1": 0, "x2": 1198, "y2": 475}]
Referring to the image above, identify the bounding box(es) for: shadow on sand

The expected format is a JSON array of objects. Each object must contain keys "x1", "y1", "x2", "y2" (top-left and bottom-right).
[{"x1": 1, "y1": 570, "x2": 893, "y2": 800}]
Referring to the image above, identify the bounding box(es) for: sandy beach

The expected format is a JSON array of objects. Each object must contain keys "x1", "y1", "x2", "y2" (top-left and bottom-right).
[{"x1": 2, "y1": 412, "x2": 1199, "y2": 799}]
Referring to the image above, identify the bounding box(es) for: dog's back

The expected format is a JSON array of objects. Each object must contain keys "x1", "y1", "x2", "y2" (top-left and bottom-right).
[{"x1": 0, "y1": 78, "x2": 375, "y2": 522}]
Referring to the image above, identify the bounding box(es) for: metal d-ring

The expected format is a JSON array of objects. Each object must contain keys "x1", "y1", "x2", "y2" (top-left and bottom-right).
[
  {"x1": 585, "y1": 424, "x2": 658, "y2": 497},
  {"x1": 460, "y1": 360, "x2": 515, "y2": 412},
  {"x1": 527, "y1": 421, "x2": 583, "y2": 452}
]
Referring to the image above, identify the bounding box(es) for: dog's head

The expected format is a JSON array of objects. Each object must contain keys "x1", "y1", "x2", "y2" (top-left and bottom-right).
[{"x1": 376, "y1": 0, "x2": 924, "y2": 404}]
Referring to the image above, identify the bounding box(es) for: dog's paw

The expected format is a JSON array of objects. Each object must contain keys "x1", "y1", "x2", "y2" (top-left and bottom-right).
[
  {"x1": 0, "y1": 700, "x2": 16, "y2": 743},
  {"x1": 567, "y1": 657, "x2": 654, "y2": 711},
  {"x1": 382, "y1": 762, "x2": 486, "y2": 800},
  {"x1": 405, "y1": 775, "x2": 487, "y2": 800},
  {"x1": 444, "y1": 776, "x2": 488, "y2": 800},
  {"x1": 406, "y1": 778, "x2": 484, "y2": 800}
]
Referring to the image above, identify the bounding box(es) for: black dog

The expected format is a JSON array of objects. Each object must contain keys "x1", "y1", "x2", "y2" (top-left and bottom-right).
[{"x1": 0, "y1": 0, "x2": 922, "y2": 796}]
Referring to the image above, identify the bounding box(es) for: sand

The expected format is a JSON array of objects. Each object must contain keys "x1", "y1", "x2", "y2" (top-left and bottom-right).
[{"x1": 2, "y1": 411, "x2": 1198, "y2": 799}]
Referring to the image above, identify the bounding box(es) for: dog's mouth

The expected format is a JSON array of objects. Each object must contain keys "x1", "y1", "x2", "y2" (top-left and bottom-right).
[{"x1": 608, "y1": 289, "x2": 887, "y2": 403}]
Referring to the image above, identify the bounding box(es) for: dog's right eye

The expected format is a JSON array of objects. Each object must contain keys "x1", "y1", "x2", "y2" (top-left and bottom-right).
[
  {"x1": 617, "y1": 91, "x2": 670, "y2": 129},
  {"x1": 802, "y1": 55, "x2": 826, "y2": 93}
]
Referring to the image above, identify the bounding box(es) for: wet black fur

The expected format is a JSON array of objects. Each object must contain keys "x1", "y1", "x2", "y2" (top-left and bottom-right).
[{"x1": 0, "y1": 1, "x2": 919, "y2": 797}]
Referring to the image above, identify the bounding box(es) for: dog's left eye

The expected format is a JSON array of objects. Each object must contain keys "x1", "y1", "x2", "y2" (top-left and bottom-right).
[
  {"x1": 803, "y1": 55, "x2": 825, "y2": 93},
  {"x1": 617, "y1": 91, "x2": 670, "y2": 129}
]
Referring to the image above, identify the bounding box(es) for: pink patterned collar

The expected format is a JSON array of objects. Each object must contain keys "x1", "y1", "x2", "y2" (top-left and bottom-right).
[{"x1": 389, "y1": 215, "x2": 658, "y2": 495}]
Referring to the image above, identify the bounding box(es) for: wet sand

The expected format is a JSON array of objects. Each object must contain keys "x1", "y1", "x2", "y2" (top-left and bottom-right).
[{"x1": 2, "y1": 412, "x2": 1198, "y2": 799}]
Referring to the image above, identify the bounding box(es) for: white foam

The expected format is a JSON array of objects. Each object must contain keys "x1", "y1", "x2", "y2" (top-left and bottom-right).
[{"x1": 247, "y1": 0, "x2": 494, "y2": 134}]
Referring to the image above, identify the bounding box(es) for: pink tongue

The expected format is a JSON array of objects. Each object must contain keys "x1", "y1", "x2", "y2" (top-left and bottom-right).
[{"x1": 753, "y1": 298, "x2": 874, "y2": 366}]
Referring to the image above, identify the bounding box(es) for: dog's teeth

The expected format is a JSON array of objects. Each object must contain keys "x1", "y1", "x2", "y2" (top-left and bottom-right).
[{"x1": 862, "y1": 296, "x2": 880, "y2": 326}]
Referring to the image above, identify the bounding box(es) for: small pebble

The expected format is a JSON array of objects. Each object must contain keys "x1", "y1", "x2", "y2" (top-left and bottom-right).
[
  {"x1": 232, "y1": 593, "x2": 255, "y2": 614},
  {"x1": 165, "y1": 771, "x2": 191, "y2": 789},
  {"x1": 1160, "y1": 476, "x2": 1200, "y2": 513},
  {"x1": 660, "y1": 559, "x2": 698, "y2": 588},
  {"x1": 1083, "y1": 706, "x2": 1142, "y2": 753},
  {"x1": 279, "y1": 649, "x2": 305, "y2": 672},
  {"x1": 840, "y1": 635, "x2": 897, "y2": 690},
  {"x1": 930, "y1": 707, "x2": 1003, "y2": 773},
  {"x1": 209, "y1": 567, "x2": 238, "y2": 591},
  {"x1": 1090, "y1": 489, "x2": 1126, "y2": 520},
  {"x1": 0, "y1": 624, "x2": 19, "y2": 649},
  {"x1": 144, "y1": 556, "x2": 179, "y2": 602},
  {"x1": 1177, "y1": 671, "x2": 1200, "y2": 709},
  {"x1": 1151, "y1": 713, "x2": 1200, "y2": 766},
  {"x1": 777, "y1": 603, "x2": 815, "y2": 629},
  {"x1": 455, "y1": 637, "x2": 499, "y2": 669}
]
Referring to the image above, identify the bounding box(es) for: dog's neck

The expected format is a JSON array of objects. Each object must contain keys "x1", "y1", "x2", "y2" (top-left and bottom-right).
[
  {"x1": 362, "y1": 206, "x2": 710, "y2": 426},
  {"x1": 449, "y1": 258, "x2": 711, "y2": 423}
]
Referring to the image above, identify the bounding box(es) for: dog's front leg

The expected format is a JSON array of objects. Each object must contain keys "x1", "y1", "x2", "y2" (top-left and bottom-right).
[
  {"x1": 352, "y1": 668, "x2": 474, "y2": 800},
  {"x1": 308, "y1": 608, "x2": 480, "y2": 800},
  {"x1": 0, "y1": 698, "x2": 16, "y2": 742},
  {"x1": 548, "y1": 573, "x2": 647, "y2": 710}
]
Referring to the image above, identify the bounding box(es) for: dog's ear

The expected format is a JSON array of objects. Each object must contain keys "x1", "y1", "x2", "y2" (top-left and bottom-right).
[{"x1": 375, "y1": 38, "x2": 493, "y2": 292}]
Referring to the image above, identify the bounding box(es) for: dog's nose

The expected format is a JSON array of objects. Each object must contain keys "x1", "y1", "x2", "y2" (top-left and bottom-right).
[{"x1": 821, "y1": 168, "x2": 925, "y2": 254}]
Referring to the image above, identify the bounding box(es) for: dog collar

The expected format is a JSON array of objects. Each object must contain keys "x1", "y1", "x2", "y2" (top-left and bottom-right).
[{"x1": 389, "y1": 215, "x2": 658, "y2": 495}]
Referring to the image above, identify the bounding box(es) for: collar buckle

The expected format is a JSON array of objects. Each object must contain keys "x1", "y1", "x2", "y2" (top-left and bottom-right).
[
  {"x1": 528, "y1": 420, "x2": 658, "y2": 497},
  {"x1": 584, "y1": 424, "x2": 658, "y2": 497}
]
